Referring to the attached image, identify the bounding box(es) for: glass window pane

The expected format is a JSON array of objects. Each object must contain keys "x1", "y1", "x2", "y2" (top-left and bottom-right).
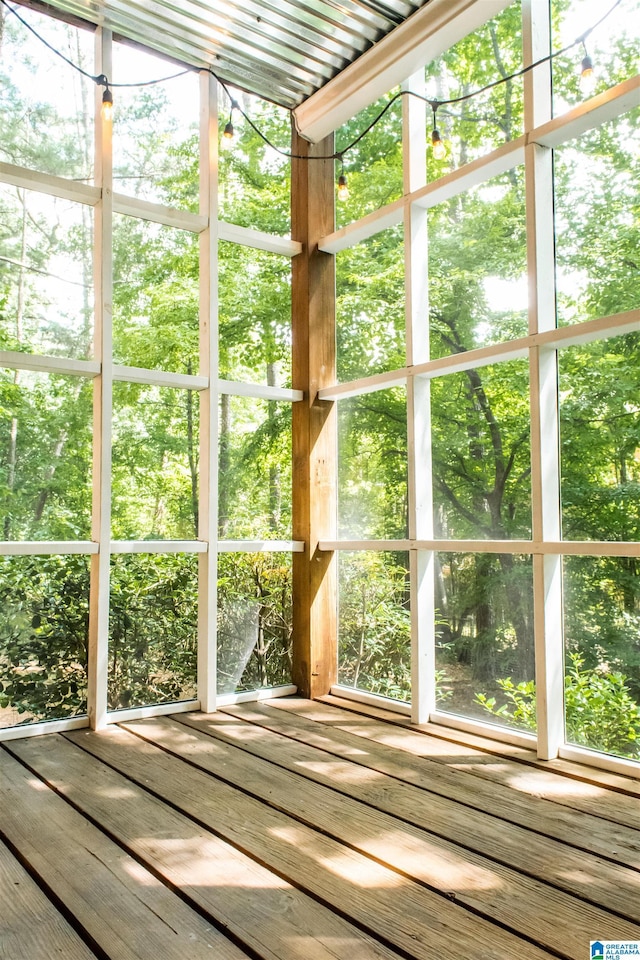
[
  {"x1": 431, "y1": 361, "x2": 531, "y2": 540},
  {"x1": 0, "y1": 370, "x2": 92, "y2": 541},
  {"x1": 336, "y1": 225, "x2": 405, "y2": 382},
  {"x1": 425, "y1": 2, "x2": 523, "y2": 176},
  {"x1": 428, "y1": 168, "x2": 527, "y2": 359},
  {"x1": 559, "y1": 334, "x2": 640, "y2": 542},
  {"x1": 554, "y1": 109, "x2": 640, "y2": 326},
  {"x1": 338, "y1": 387, "x2": 408, "y2": 540},
  {"x1": 435, "y1": 551, "x2": 535, "y2": 730},
  {"x1": 112, "y1": 214, "x2": 198, "y2": 372},
  {"x1": 108, "y1": 553, "x2": 197, "y2": 710},
  {"x1": 112, "y1": 43, "x2": 199, "y2": 208},
  {"x1": 111, "y1": 383, "x2": 199, "y2": 541},
  {"x1": 0, "y1": 187, "x2": 94, "y2": 358},
  {"x1": 551, "y1": 0, "x2": 638, "y2": 115},
  {"x1": 217, "y1": 552, "x2": 292, "y2": 694},
  {"x1": 563, "y1": 555, "x2": 640, "y2": 760},
  {"x1": 338, "y1": 551, "x2": 410, "y2": 703},
  {"x1": 0, "y1": 554, "x2": 89, "y2": 727},
  {"x1": 218, "y1": 86, "x2": 290, "y2": 235},
  {"x1": 0, "y1": 8, "x2": 94, "y2": 181},
  {"x1": 219, "y1": 241, "x2": 291, "y2": 386},
  {"x1": 335, "y1": 92, "x2": 403, "y2": 230},
  {"x1": 218, "y1": 395, "x2": 291, "y2": 540}
]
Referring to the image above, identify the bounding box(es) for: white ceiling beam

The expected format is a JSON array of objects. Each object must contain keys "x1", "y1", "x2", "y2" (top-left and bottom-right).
[{"x1": 293, "y1": 0, "x2": 511, "y2": 143}]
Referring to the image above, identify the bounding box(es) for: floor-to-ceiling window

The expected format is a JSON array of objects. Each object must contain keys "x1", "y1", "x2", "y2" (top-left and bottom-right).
[
  {"x1": 0, "y1": 6, "x2": 299, "y2": 735},
  {"x1": 327, "y1": 0, "x2": 640, "y2": 774}
]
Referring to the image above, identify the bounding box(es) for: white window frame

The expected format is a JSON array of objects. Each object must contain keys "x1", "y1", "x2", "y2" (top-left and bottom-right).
[
  {"x1": 0, "y1": 25, "x2": 302, "y2": 740},
  {"x1": 326, "y1": 1, "x2": 640, "y2": 775}
]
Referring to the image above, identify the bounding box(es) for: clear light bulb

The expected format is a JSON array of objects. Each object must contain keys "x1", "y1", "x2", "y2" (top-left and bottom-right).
[
  {"x1": 431, "y1": 129, "x2": 446, "y2": 161},
  {"x1": 221, "y1": 120, "x2": 234, "y2": 150},
  {"x1": 580, "y1": 55, "x2": 596, "y2": 96},
  {"x1": 337, "y1": 173, "x2": 349, "y2": 202},
  {"x1": 101, "y1": 88, "x2": 113, "y2": 122}
]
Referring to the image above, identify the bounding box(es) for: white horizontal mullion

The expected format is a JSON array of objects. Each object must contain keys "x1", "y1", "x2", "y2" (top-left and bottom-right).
[
  {"x1": 559, "y1": 744, "x2": 640, "y2": 779},
  {"x1": 0, "y1": 352, "x2": 100, "y2": 377},
  {"x1": 0, "y1": 161, "x2": 100, "y2": 205},
  {"x1": 536, "y1": 308, "x2": 640, "y2": 350},
  {"x1": 113, "y1": 192, "x2": 207, "y2": 232},
  {"x1": 318, "y1": 139, "x2": 526, "y2": 254},
  {"x1": 218, "y1": 540, "x2": 305, "y2": 552},
  {"x1": 217, "y1": 379, "x2": 303, "y2": 402},
  {"x1": 530, "y1": 74, "x2": 640, "y2": 149},
  {"x1": 319, "y1": 196, "x2": 405, "y2": 255},
  {"x1": 412, "y1": 338, "x2": 529, "y2": 379},
  {"x1": 0, "y1": 715, "x2": 88, "y2": 741},
  {"x1": 215, "y1": 684, "x2": 298, "y2": 706},
  {"x1": 430, "y1": 711, "x2": 537, "y2": 748},
  {"x1": 412, "y1": 137, "x2": 526, "y2": 210},
  {"x1": 113, "y1": 365, "x2": 208, "y2": 390},
  {"x1": 318, "y1": 309, "x2": 640, "y2": 401},
  {"x1": 414, "y1": 539, "x2": 533, "y2": 554},
  {"x1": 319, "y1": 540, "x2": 411, "y2": 551},
  {"x1": 218, "y1": 221, "x2": 302, "y2": 257},
  {"x1": 546, "y1": 540, "x2": 640, "y2": 557},
  {"x1": 109, "y1": 540, "x2": 207, "y2": 554},
  {"x1": 0, "y1": 541, "x2": 99, "y2": 556},
  {"x1": 416, "y1": 539, "x2": 640, "y2": 557},
  {"x1": 107, "y1": 699, "x2": 199, "y2": 724},
  {"x1": 330, "y1": 684, "x2": 412, "y2": 715},
  {"x1": 318, "y1": 369, "x2": 408, "y2": 400}
]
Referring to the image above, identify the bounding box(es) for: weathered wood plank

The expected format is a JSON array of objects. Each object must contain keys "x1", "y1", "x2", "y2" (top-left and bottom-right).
[
  {"x1": 287, "y1": 696, "x2": 640, "y2": 827},
  {"x1": 8, "y1": 734, "x2": 406, "y2": 960},
  {"x1": 57, "y1": 725, "x2": 556, "y2": 960},
  {"x1": 125, "y1": 713, "x2": 640, "y2": 958},
  {"x1": 0, "y1": 746, "x2": 245, "y2": 960},
  {"x1": 223, "y1": 699, "x2": 640, "y2": 854},
  {"x1": 0, "y1": 838, "x2": 97, "y2": 960},
  {"x1": 177, "y1": 707, "x2": 640, "y2": 923},
  {"x1": 321, "y1": 693, "x2": 640, "y2": 798}
]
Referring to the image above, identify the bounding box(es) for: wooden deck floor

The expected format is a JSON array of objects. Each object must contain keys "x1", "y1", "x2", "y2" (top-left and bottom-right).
[{"x1": 2, "y1": 695, "x2": 640, "y2": 960}]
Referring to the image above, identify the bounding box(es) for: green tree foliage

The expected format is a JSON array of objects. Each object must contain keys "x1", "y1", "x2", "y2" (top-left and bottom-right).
[
  {"x1": 338, "y1": 552, "x2": 411, "y2": 701},
  {"x1": 334, "y1": 0, "x2": 640, "y2": 759},
  {"x1": 476, "y1": 653, "x2": 640, "y2": 759},
  {"x1": 1, "y1": 0, "x2": 639, "y2": 761}
]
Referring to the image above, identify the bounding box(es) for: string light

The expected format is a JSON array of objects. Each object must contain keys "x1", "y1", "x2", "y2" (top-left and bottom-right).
[
  {"x1": 430, "y1": 104, "x2": 447, "y2": 160},
  {"x1": 0, "y1": 0, "x2": 623, "y2": 201},
  {"x1": 221, "y1": 101, "x2": 237, "y2": 150},
  {"x1": 580, "y1": 42, "x2": 596, "y2": 96},
  {"x1": 337, "y1": 161, "x2": 349, "y2": 202},
  {"x1": 101, "y1": 85, "x2": 113, "y2": 122}
]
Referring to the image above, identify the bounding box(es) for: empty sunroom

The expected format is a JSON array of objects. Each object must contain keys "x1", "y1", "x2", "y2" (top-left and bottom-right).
[{"x1": 1, "y1": 0, "x2": 640, "y2": 956}]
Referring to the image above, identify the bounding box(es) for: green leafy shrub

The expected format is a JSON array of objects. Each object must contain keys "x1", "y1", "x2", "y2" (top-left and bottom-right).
[{"x1": 476, "y1": 653, "x2": 640, "y2": 758}]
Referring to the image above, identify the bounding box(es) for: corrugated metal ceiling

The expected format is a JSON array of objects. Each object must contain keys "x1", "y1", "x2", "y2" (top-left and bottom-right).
[{"x1": 38, "y1": 0, "x2": 432, "y2": 108}]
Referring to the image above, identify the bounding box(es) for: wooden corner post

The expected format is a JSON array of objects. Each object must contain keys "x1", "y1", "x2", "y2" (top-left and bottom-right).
[{"x1": 291, "y1": 127, "x2": 337, "y2": 699}]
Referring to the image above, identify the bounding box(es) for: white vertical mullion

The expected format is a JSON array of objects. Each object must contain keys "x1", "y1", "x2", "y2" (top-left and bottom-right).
[
  {"x1": 403, "y1": 73, "x2": 433, "y2": 724},
  {"x1": 88, "y1": 29, "x2": 113, "y2": 731},
  {"x1": 197, "y1": 71, "x2": 218, "y2": 713},
  {"x1": 523, "y1": 1, "x2": 564, "y2": 759}
]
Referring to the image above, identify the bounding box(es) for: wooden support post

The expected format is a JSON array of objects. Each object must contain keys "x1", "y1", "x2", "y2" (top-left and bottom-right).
[
  {"x1": 88, "y1": 28, "x2": 113, "y2": 730},
  {"x1": 291, "y1": 129, "x2": 337, "y2": 699}
]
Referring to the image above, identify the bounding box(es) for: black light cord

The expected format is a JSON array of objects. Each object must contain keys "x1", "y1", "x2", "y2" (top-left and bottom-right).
[
  {"x1": 0, "y1": 0, "x2": 192, "y2": 87},
  {"x1": 0, "y1": 0, "x2": 625, "y2": 164}
]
